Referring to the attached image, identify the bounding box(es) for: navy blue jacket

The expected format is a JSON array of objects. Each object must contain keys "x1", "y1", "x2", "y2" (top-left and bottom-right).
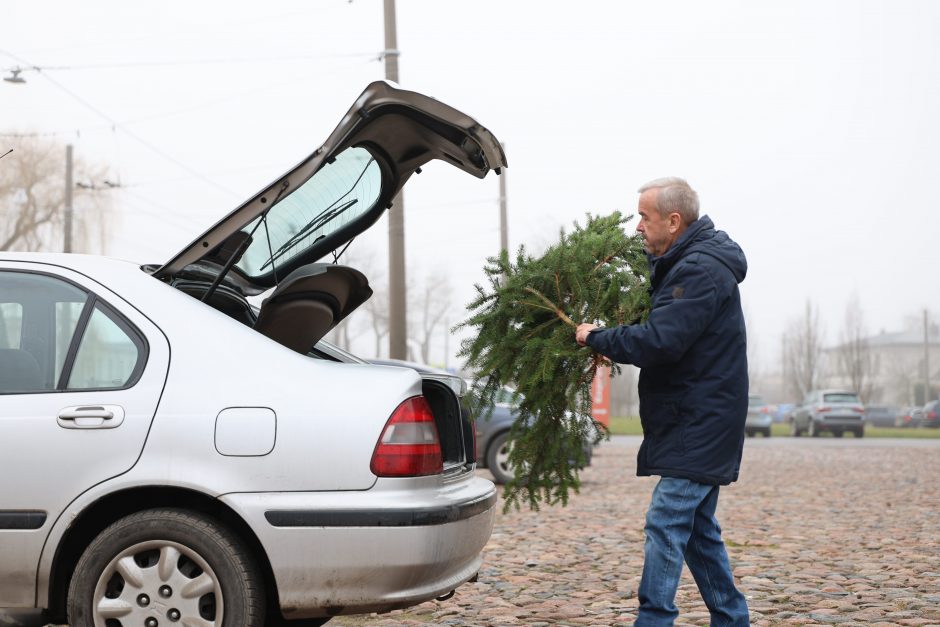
[{"x1": 586, "y1": 215, "x2": 748, "y2": 485}]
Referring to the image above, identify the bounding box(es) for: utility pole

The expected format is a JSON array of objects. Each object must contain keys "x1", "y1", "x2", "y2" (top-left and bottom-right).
[
  {"x1": 925, "y1": 309, "x2": 932, "y2": 403},
  {"x1": 498, "y1": 142, "x2": 508, "y2": 255},
  {"x1": 384, "y1": 0, "x2": 407, "y2": 360},
  {"x1": 64, "y1": 144, "x2": 73, "y2": 253}
]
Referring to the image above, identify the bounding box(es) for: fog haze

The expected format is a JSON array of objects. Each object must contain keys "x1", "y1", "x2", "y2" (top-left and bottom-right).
[{"x1": 3, "y1": 0, "x2": 939, "y2": 381}]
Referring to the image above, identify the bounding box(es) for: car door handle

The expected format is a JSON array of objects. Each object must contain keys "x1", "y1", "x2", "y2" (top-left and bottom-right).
[
  {"x1": 57, "y1": 405, "x2": 125, "y2": 429},
  {"x1": 59, "y1": 407, "x2": 114, "y2": 421}
]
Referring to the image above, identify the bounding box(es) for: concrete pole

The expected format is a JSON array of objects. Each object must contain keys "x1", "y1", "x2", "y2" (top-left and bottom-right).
[
  {"x1": 384, "y1": 0, "x2": 407, "y2": 360},
  {"x1": 499, "y1": 142, "x2": 508, "y2": 255},
  {"x1": 925, "y1": 310, "x2": 931, "y2": 403},
  {"x1": 64, "y1": 144, "x2": 73, "y2": 253}
]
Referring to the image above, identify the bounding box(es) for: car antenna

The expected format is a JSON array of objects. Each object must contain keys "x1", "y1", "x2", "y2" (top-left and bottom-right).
[
  {"x1": 202, "y1": 180, "x2": 289, "y2": 303},
  {"x1": 0, "y1": 148, "x2": 12, "y2": 160}
]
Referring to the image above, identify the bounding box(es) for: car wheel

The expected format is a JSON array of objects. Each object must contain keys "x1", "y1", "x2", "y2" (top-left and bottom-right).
[
  {"x1": 67, "y1": 508, "x2": 264, "y2": 627},
  {"x1": 762, "y1": 427, "x2": 772, "y2": 438},
  {"x1": 853, "y1": 427, "x2": 865, "y2": 438},
  {"x1": 790, "y1": 420, "x2": 802, "y2": 437},
  {"x1": 808, "y1": 420, "x2": 819, "y2": 437},
  {"x1": 832, "y1": 428, "x2": 844, "y2": 438},
  {"x1": 486, "y1": 431, "x2": 515, "y2": 485},
  {"x1": 745, "y1": 429, "x2": 754, "y2": 437}
]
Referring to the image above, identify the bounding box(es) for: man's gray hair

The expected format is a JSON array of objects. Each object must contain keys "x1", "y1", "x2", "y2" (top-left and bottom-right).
[{"x1": 638, "y1": 177, "x2": 700, "y2": 224}]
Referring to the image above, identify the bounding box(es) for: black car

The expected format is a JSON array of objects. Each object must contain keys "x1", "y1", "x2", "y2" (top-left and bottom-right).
[{"x1": 922, "y1": 401, "x2": 940, "y2": 428}]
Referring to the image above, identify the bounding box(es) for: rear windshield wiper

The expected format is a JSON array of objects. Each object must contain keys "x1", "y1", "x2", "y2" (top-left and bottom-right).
[{"x1": 260, "y1": 197, "x2": 358, "y2": 271}]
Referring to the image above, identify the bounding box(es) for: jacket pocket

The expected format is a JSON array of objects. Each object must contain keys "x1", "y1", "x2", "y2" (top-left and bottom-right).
[
  {"x1": 639, "y1": 393, "x2": 683, "y2": 436},
  {"x1": 640, "y1": 393, "x2": 687, "y2": 460}
]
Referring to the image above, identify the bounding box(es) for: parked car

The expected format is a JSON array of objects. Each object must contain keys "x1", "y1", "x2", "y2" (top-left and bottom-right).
[
  {"x1": 0, "y1": 81, "x2": 506, "y2": 626},
  {"x1": 775, "y1": 402, "x2": 797, "y2": 424},
  {"x1": 790, "y1": 389, "x2": 865, "y2": 437},
  {"x1": 921, "y1": 400, "x2": 940, "y2": 428},
  {"x1": 473, "y1": 386, "x2": 596, "y2": 485},
  {"x1": 896, "y1": 406, "x2": 924, "y2": 428},
  {"x1": 746, "y1": 393, "x2": 773, "y2": 437},
  {"x1": 863, "y1": 405, "x2": 901, "y2": 428}
]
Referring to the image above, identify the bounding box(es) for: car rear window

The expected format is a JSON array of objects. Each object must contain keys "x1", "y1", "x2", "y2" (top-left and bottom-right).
[
  {"x1": 823, "y1": 393, "x2": 859, "y2": 403},
  {"x1": 235, "y1": 146, "x2": 382, "y2": 279}
]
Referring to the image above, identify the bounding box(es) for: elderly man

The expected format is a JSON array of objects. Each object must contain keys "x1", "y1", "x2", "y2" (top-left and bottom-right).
[{"x1": 576, "y1": 177, "x2": 749, "y2": 626}]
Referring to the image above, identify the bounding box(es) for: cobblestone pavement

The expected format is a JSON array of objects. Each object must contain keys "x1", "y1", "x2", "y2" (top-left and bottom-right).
[{"x1": 333, "y1": 436, "x2": 940, "y2": 627}]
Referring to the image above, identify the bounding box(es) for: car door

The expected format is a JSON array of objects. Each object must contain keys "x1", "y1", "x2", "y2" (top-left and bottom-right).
[{"x1": 0, "y1": 263, "x2": 170, "y2": 607}]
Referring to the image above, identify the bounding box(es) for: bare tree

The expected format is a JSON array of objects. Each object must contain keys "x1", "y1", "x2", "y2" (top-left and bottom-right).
[
  {"x1": 1, "y1": 137, "x2": 114, "y2": 252},
  {"x1": 835, "y1": 293, "x2": 876, "y2": 401},
  {"x1": 784, "y1": 300, "x2": 826, "y2": 399},
  {"x1": 408, "y1": 268, "x2": 454, "y2": 365}
]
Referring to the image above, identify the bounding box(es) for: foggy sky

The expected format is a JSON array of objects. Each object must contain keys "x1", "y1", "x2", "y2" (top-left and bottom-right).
[{"x1": 3, "y1": 0, "x2": 939, "y2": 373}]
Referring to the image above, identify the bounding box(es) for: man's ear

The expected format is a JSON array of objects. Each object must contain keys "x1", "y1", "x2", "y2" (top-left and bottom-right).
[{"x1": 668, "y1": 212, "x2": 682, "y2": 233}]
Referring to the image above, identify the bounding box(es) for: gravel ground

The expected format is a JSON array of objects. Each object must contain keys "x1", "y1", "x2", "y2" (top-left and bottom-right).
[
  {"x1": 11, "y1": 436, "x2": 939, "y2": 627},
  {"x1": 331, "y1": 435, "x2": 940, "y2": 626}
]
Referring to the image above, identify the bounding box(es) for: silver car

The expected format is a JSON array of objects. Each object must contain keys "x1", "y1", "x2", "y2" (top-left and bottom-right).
[
  {"x1": 790, "y1": 389, "x2": 865, "y2": 438},
  {"x1": 0, "y1": 81, "x2": 505, "y2": 626},
  {"x1": 745, "y1": 393, "x2": 773, "y2": 437}
]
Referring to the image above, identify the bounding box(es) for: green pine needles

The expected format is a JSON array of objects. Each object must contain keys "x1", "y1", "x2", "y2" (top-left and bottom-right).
[{"x1": 458, "y1": 212, "x2": 651, "y2": 510}]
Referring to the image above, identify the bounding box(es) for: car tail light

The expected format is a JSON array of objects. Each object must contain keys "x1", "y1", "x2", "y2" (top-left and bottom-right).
[
  {"x1": 929, "y1": 410, "x2": 938, "y2": 419},
  {"x1": 371, "y1": 396, "x2": 443, "y2": 477},
  {"x1": 817, "y1": 406, "x2": 831, "y2": 413},
  {"x1": 852, "y1": 406, "x2": 865, "y2": 413}
]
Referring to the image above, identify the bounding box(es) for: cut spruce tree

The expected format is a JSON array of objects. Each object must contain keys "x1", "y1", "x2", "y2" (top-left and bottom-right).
[{"x1": 458, "y1": 212, "x2": 650, "y2": 509}]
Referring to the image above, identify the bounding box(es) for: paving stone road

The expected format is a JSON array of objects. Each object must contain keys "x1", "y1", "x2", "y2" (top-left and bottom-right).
[
  {"x1": 333, "y1": 435, "x2": 940, "y2": 627},
  {"x1": 9, "y1": 436, "x2": 938, "y2": 627}
]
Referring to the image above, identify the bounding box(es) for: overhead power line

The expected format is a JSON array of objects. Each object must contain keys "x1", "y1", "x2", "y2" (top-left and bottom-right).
[
  {"x1": 0, "y1": 50, "x2": 381, "y2": 74},
  {"x1": 2, "y1": 49, "x2": 239, "y2": 199}
]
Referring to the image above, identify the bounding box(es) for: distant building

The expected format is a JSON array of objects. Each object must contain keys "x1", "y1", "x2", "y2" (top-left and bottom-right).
[{"x1": 824, "y1": 324, "x2": 940, "y2": 406}]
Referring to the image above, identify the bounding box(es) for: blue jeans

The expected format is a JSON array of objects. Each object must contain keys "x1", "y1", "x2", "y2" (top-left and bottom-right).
[{"x1": 635, "y1": 477, "x2": 749, "y2": 627}]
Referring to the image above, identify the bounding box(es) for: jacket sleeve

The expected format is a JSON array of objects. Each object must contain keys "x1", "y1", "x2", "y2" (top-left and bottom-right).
[{"x1": 585, "y1": 258, "x2": 721, "y2": 368}]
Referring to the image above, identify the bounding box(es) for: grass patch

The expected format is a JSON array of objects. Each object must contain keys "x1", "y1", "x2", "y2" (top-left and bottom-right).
[
  {"x1": 607, "y1": 417, "x2": 940, "y2": 438},
  {"x1": 606, "y1": 416, "x2": 644, "y2": 436}
]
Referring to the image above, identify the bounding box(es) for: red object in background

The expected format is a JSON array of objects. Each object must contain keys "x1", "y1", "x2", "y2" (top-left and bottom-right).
[{"x1": 591, "y1": 364, "x2": 612, "y2": 427}]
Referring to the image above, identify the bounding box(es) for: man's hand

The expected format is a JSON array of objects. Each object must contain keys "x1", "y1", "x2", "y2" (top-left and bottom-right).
[{"x1": 576, "y1": 323, "x2": 598, "y2": 347}]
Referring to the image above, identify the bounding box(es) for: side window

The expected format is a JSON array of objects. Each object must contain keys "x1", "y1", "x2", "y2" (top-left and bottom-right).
[
  {"x1": 0, "y1": 271, "x2": 146, "y2": 394},
  {"x1": 67, "y1": 304, "x2": 143, "y2": 390},
  {"x1": 0, "y1": 303, "x2": 23, "y2": 349}
]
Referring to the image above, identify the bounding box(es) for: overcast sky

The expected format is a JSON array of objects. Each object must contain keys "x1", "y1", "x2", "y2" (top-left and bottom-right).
[{"x1": 3, "y1": 0, "x2": 939, "y2": 374}]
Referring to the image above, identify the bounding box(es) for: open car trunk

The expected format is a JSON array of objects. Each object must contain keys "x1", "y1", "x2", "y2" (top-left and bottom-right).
[{"x1": 150, "y1": 80, "x2": 505, "y2": 353}]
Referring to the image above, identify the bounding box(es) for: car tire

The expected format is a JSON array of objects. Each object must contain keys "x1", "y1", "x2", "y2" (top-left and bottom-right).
[
  {"x1": 486, "y1": 431, "x2": 515, "y2": 485},
  {"x1": 67, "y1": 508, "x2": 264, "y2": 627},
  {"x1": 745, "y1": 429, "x2": 754, "y2": 437},
  {"x1": 808, "y1": 420, "x2": 820, "y2": 437},
  {"x1": 762, "y1": 427, "x2": 772, "y2": 438},
  {"x1": 790, "y1": 420, "x2": 802, "y2": 437},
  {"x1": 853, "y1": 427, "x2": 865, "y2": 438},
  {"x1": 832, "y1": 428, "x2": 844, "y2": 438}
]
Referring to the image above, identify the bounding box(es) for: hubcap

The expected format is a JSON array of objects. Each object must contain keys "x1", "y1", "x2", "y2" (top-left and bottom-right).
[
  {"x1": 495, "y1": 442, "x2": 513, "y2": 478},
  {"x1": 91, "y1": 540, "x2": 224, "y2": 627}
]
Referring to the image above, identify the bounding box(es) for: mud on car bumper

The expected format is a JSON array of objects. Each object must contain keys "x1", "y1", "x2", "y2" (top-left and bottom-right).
[{"x1": 221, "y1": 477, "x2": 497, "y2": 620}]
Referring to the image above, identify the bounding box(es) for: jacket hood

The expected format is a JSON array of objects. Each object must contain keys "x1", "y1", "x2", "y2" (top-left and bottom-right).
[{"x1": 652, "y1": 215, "x2": 747, "y2": 284}]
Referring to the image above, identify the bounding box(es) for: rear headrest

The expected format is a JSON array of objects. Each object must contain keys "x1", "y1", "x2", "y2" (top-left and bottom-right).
[
  {"x1": 253, "y1": 263, "x2": 371, "y2": 354},
  {"x1": 0, "y1": 348, "x2": 44, "y2": 393}
]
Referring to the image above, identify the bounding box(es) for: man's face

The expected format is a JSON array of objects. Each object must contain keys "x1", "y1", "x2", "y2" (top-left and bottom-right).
[{"x1": 636, "y1": 189, "x2": 678, "y2": 257}]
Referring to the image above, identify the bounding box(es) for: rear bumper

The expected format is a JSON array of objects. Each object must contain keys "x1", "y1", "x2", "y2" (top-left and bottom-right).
[
  {"x1": 221, "y1": 476, "x2": 497, "y2": 619},
  {"x1": 815, "y1": 415, "x2": 864, "y2": 428}
]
